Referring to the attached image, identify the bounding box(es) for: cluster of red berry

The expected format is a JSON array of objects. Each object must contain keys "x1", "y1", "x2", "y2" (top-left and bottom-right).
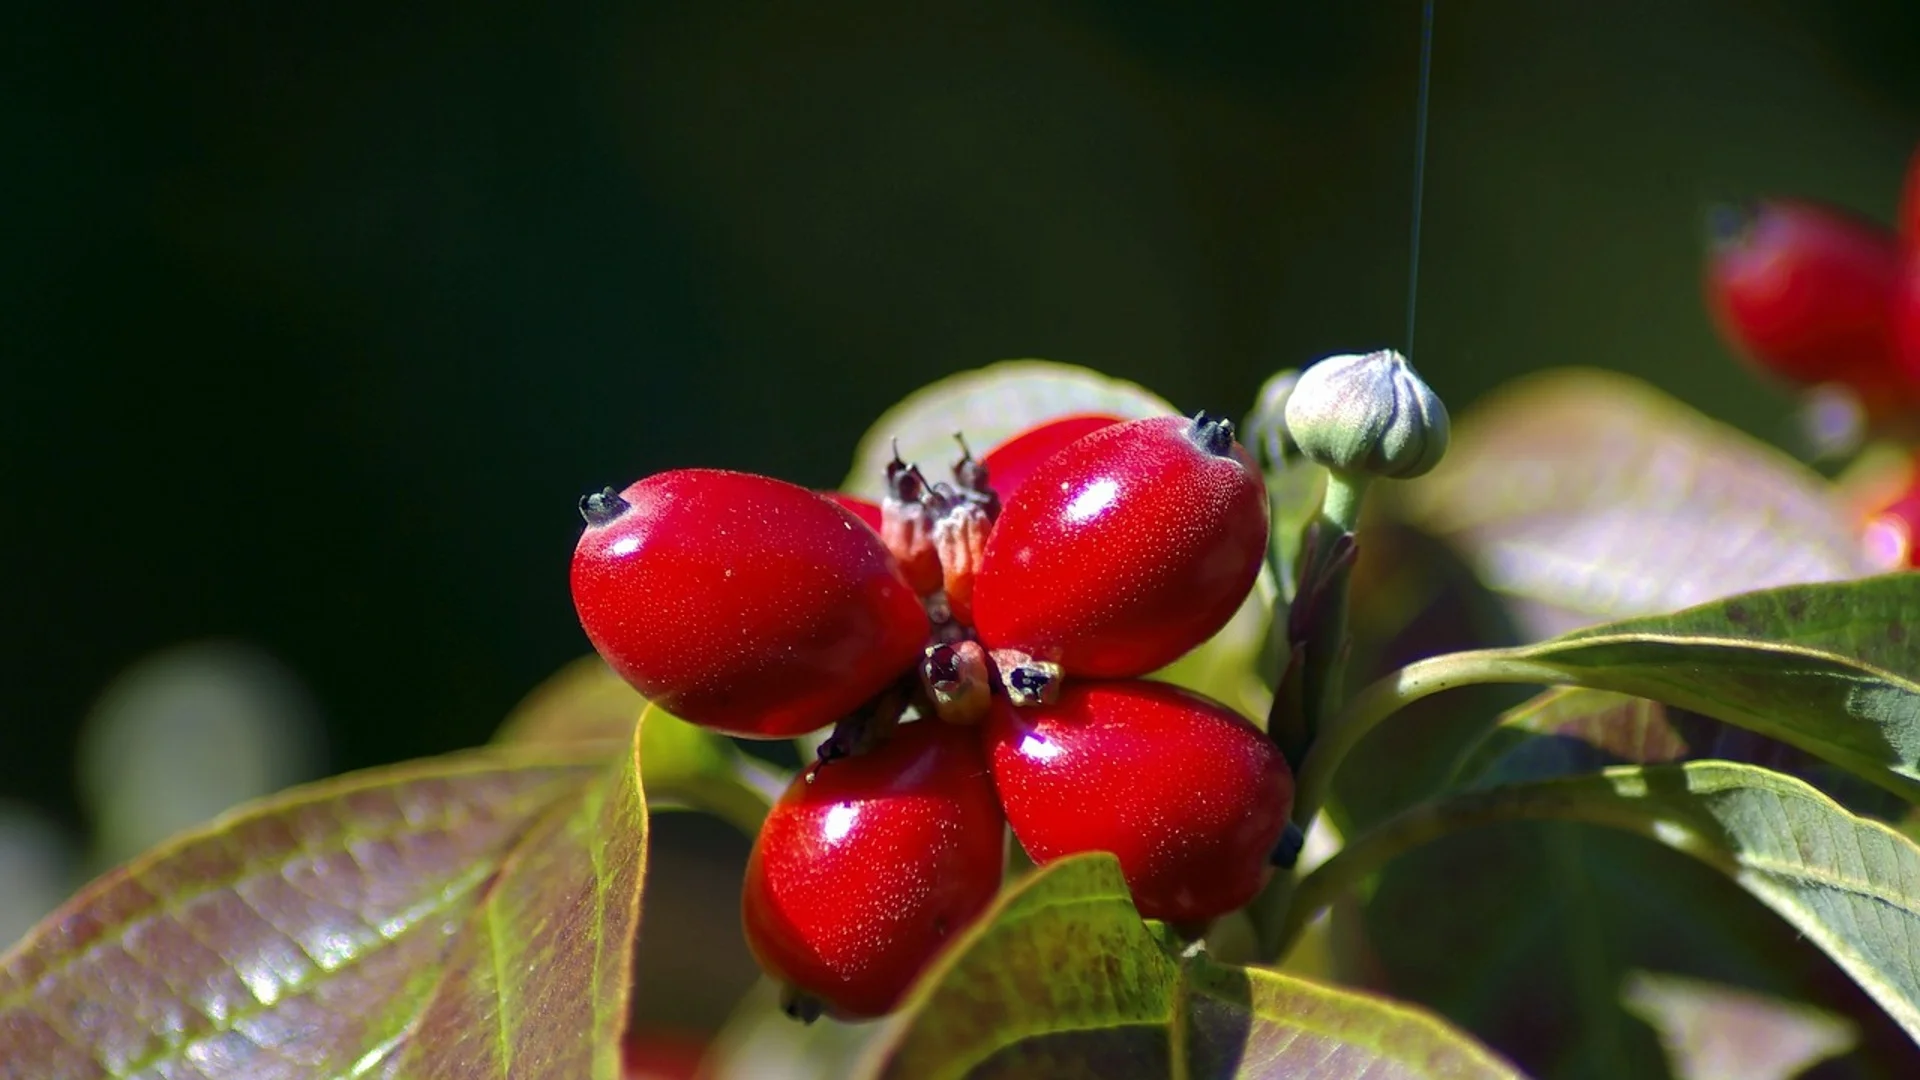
[
  {"x1": 1704, "y1": 147, "x2": 1920, "y2": 562},
  {"x1": 570, "y1": 412, "x2": 1293, "y2": 1020}
]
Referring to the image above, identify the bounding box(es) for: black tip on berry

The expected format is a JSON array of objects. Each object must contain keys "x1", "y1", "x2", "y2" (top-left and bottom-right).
[
  {"x1": 780, "y1": 985, "x2": 825, "y2": 1025},
  {"x1": 1189, "y1": 411, "x2": 1237, "y2": 457},
  {"x1": 1270, "y1": 821, "x2": 1306, "y2": 869},
  {"x1": 1706, "y1": 201, "x2": 1758, "y2": 250},
  {"x1": 578, "y1": 487, "x2": 630, "y2": 527}
]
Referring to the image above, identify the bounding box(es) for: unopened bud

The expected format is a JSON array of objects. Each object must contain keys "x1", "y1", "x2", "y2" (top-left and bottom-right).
[{"x1": 1283, "y1": 349, "x2": 1449, "y2": 479}]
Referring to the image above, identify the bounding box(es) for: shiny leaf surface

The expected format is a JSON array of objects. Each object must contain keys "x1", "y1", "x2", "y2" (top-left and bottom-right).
[
  {"x1": 1301, "y1": 763, "x2": 1920, "y2": 1060},
  {"x1": 1391, "y1": 369, "x2": 1870, "y2": 638},
  {"x1": 0, "y1": 746, "x2": 619, "y2": 1079},
  {"x1": 861, "y1": 854, "x2": 1520, "y2": 1079}
]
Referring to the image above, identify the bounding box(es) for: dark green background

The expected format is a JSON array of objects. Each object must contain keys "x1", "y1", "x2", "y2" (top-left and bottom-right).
[{"x1": 6, "y1": 0, "x2": 1919, "y2": 827}]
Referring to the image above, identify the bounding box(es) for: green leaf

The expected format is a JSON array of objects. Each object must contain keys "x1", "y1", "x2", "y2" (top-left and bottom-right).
[
  {"x1": 1556, "y1": 573, "x2": 1920, "y2": 682},
  {"x1": 1320, "y1": 630, "x2": 1920, "y2": 818},
  {"x1": 1450, "y1": 687, "x2": 1908, "y2": 823},
  {"x1": 0, "y1": 746, "x2": 613, "y2": 1079},
  {"x1": 1389, "y1": 369, "x2": 1871, "y2": 639},
  {"x1": 860, "y1": 854, "x2": 1521, "y2": 1079},
  {"x1": 860, "y1": 854, "x2": 1181, "y2": 1079},
  {"x1": 1179, "y1": 954, "x2": 1526, "y2": 1079},
  {"x1": 1498, "y1": 637, "x2": 1920, "y2": 804},
  {"x1": 1292, "y1": 762, "x2": 1920, "y2": 1055},
  {"x1": 840, "y1": 359, "x2": 1177, "y2": 502},
  {"x1": 395, "y1": 728, "x2": 648, "y2": 1080},
  {"x1": 494, "y1": 656, "x2": 784, "y2": 834},
  {"x1": 1621, "y1": 971, "x2": 1858, "y2": 1080}
]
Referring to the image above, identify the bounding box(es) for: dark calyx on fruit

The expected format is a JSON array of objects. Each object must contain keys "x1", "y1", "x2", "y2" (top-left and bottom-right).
[
  {"x1": 578, "y1": 486, "x2": 631, "y2": 527},
  {"x1": 1187, "y1": 410, "x2": 1237, "y2": 457}
]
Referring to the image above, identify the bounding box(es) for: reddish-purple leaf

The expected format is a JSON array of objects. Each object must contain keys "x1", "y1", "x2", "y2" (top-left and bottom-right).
[
  {"x1": 397, "y1": 732, "x2": 646, "y2": 1080},
  {"x1": 0, "y1": 743, "x2": 629, "y2": 1080}
]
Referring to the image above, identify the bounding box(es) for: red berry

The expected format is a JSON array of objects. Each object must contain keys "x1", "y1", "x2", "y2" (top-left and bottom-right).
[
  {"x1": 970, "y1": 414, "x2": 1268, "y2": 678},
  {"x1": 1863, "y1": 457, "x2": 1920, "y2": 569},
  {"x1": 741, "y1": 721, "x2": 1005, "y2": 1019},
  {"x1": 1895, "y1": 252, "x2": 1920, "y2": 390},
  {"x1": 822, "y1": 491, "x2": 884, "y2": 533},
  {"x1": 1704, "y1": 199, "x2": 1903, "y2": 397},
  {"x1": 979, "y1": 413, "x2": 1125, "y2": 503},
  {"x1": 983, "y1": 680, "x2": 1292, "y2": 922},
  {"x1": 571, "y1": 469, "x2": 928, "y2": 739}
]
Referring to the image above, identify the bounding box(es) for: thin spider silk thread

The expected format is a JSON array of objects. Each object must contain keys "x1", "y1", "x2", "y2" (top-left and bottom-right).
[{"x1": 1404, "y1": 0, "x2": 1436, "y2": 357}]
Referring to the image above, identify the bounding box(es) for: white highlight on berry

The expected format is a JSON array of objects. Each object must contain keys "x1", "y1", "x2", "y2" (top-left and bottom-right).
[
  {"x1": 1065, "y1": 477, "x2": 1119, "y2": 523},
  {"x1": 1017, "y1": 733, "x2": 1062, "y2": 761},
  {"x1": 822, "y1": 803, "x2": 859, "y2": 844}
]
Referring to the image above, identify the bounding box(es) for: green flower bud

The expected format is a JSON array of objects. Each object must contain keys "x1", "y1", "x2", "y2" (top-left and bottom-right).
[{"x1": 1282, "y1": 349, "x2": 1449, "y2": 479}]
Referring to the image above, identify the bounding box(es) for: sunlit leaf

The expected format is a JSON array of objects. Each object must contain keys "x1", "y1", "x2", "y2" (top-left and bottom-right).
[
  {"x1": 1450, "y1": 687, "x2": 1908, "y2": 823},
  {"x1": 860, "y1": 854, "x2": 1181, "y2": 1079},
  {"x1": 1375, "y1": 631, "x2": 1920, "y2": 805},
  {"x1": 1297, "y1": 762, "x2": 1920, "y2": 1057},
  {"x1": 840, "y1": 359, "x2": 1176, "y2": 501},
  {"x1": 395, "y1": 731, "x2": 647, "y2": 1080},
  {"x1": 0, "y1": 747, "x2": 609, "y2": 1079},
  {"x1": 1555, "y1": 572, "x2": 1920, "y2": 682},
  {"x1": 860, "y1": 854, "x2": 1520, "y2": 1079},
  {"x1": 1391, "y1": 369, "x2": 1871, "y2": 638},
  {"x1": 1621, "y1": 971, "x2": 1857, "y2": 1080},
  {"x1": 1180, "y1": 954, "x2": 1525, "y2": 1079}
]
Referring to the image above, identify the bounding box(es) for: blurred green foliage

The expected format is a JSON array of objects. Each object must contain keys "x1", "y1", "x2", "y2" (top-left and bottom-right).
[{"x1": 4, "y1": 0, "x2": 1918, "y2": 834}]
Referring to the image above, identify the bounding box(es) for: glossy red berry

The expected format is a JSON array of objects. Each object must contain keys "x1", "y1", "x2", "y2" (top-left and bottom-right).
[
  {"x1": 571, "y1": 469, "x2": 928, "y2": 739},
  {"x1": 1704, "y1": 199, "x2": 1903, "y2": 397},
  {"x1": 980, "y1": 413, "x2": 1125, "y2": 503},
  {"x1": 984, "y1": 679, "x2": 1292, "y2": 922},
  {"x1": 822, "y1": 491, "x2": 884, "y2": 533},
  {"x1": 971, "y1": 414, "x2": 1268, "y2": 678},
  {"x1": 742, "y1": 721, "x2": 1005, "y2": 1020}
]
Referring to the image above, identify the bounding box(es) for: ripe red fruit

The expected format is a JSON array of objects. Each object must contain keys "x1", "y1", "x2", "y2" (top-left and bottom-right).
[
  {"x1": 970, "y1": 413, "x2": 1268, "y2": 678},
  {"x1": 742, "y1": 721, "x2": 1005, "y2": 1019},
  {"x1": 571, "y1": 469, "x2": 928, "y2": 738},
  {"x1": 983, "y1": 680, "x2": 1292, "y2": 922},
  {"x1": 822, "y1": 491, "x2": 884, "y2": 533},
  {"x1": 1895, "y1": 251, "x2": 1920, "y2": 389},
  {"x1": 1863, "y1": 458, "x2": 1920, "y2": 569},
  {"x1": 1704, "y1": 199, "x2": 1903, "y2": 398},
  {"x1": 980, "y1": 413, "x2": 1125, "y2": 502}
]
